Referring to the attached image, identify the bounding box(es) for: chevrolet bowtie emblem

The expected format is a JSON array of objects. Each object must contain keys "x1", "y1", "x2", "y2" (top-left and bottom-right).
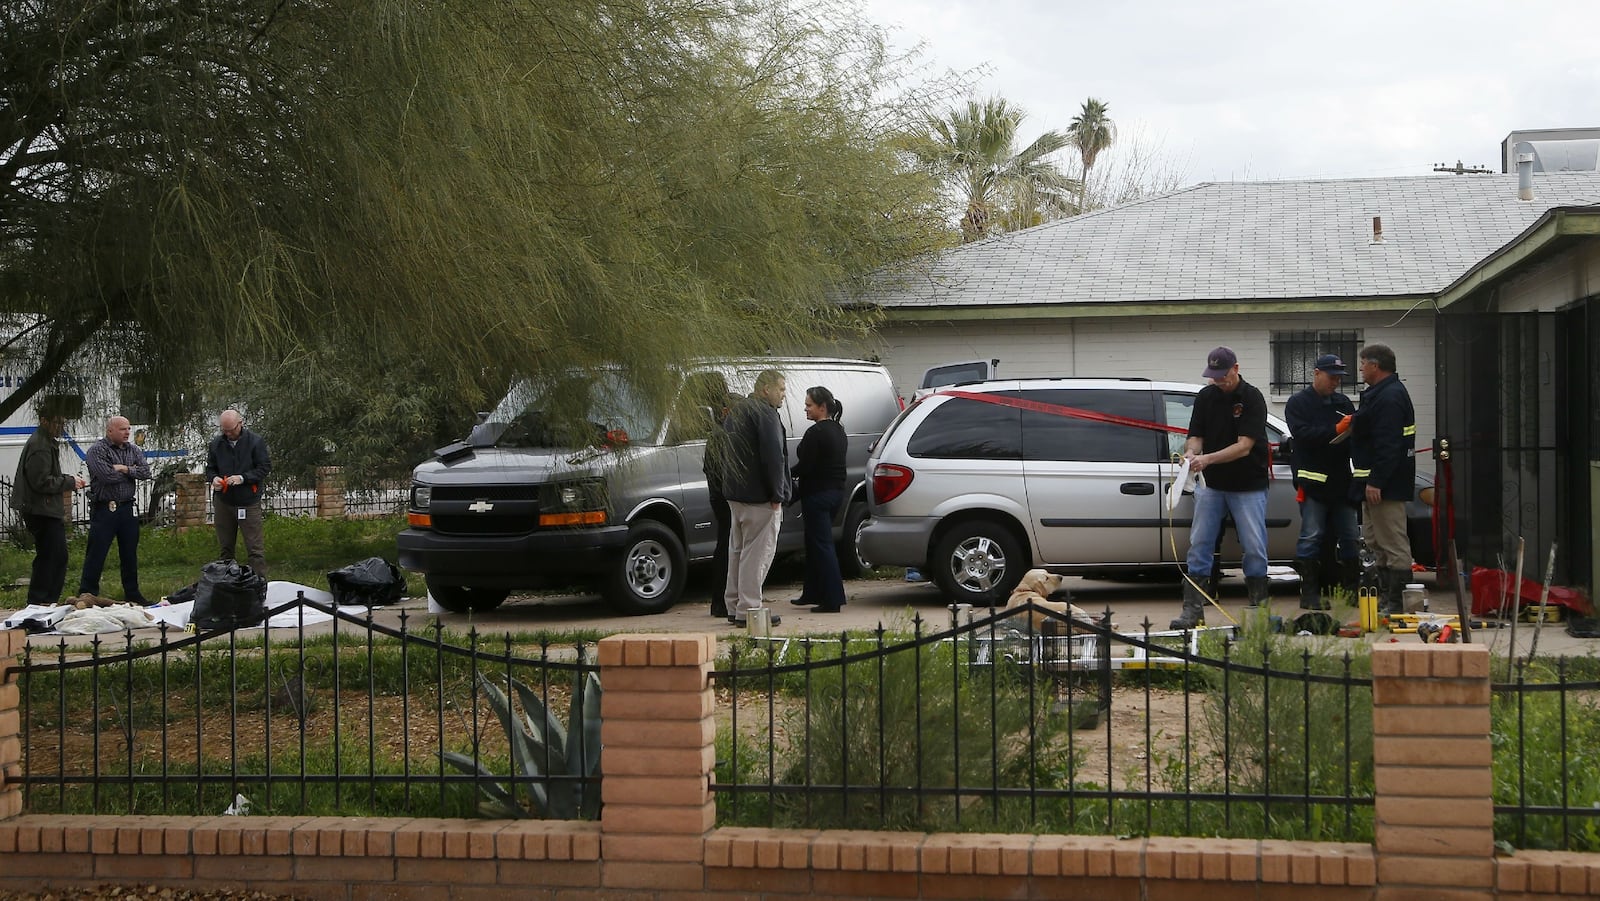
[{"x1": 467, "y1": 500, "x2": 494, "y2": 513}]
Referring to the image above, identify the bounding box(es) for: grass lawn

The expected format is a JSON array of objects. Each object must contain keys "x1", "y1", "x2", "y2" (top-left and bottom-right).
[{"x1": 0, "y1": 514, "x2": 407, "y2": 608}]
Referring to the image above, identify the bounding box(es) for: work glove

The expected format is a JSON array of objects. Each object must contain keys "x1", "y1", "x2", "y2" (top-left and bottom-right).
[
  {"x1": 1296, "y1": 486, "x2": 1306, "y2": 504},
  {"x1": 1335, "y1": 413, "x2": 1352, "y2": 434}
]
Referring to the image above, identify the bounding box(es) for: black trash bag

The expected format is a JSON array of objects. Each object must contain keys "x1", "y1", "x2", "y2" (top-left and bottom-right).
[
  {"x1": 192, "y1": 560, "x2": 268, "y2": 632},
  {"x1": 326, "y1": 557, "x2": 408, "y2": 607}
]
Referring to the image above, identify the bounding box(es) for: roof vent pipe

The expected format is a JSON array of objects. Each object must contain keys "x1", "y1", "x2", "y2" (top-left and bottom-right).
[
  {"x1": 1515, "y1": 141, "x2": 1536, "y2": 201},
  {"x1": 1371, "y1": 216, "x2": 1384, "y2": 244}
]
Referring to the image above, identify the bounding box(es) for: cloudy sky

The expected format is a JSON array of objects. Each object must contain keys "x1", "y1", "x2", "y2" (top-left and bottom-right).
[{"x1": 859, "y1": 0, "x2": 1600, "y2": 185}]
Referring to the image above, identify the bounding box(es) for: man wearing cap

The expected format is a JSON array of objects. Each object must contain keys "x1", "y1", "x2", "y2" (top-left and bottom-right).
[
  {"x1": 1173, "y1": 346, "x2": 1272, "y2": 629},
  {"x1": 1348, "y1": 343, "x2": 1416, "y2": 615},
  {"x1": 1284, "y1": 354, "x2": 1358, "y2": 609}
]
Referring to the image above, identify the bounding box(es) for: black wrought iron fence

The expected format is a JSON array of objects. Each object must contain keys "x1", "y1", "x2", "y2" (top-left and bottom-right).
[
  {"x1": 15, "y1": 594, "x2": 601, "y2": 819},
  {"x1": 1491, "y1": 658, "x2": 1600, "y2": 852},
  {"x1": 0, "y1": 475, "x2": 170, "y2": 541},
  {"x1": 346, "y1": 481, "x2": 410, "y2": 518},
  {"x1": 711, "y1": 603, "x2": 1376, "y2": 842}
]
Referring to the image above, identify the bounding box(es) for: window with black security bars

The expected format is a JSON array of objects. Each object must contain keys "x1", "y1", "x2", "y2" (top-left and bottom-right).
[{"x1": 1270, "y1": 330, "x2": 1361, "y2": 394}]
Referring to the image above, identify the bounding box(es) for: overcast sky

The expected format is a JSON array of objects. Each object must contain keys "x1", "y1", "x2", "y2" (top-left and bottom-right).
[{"x1": 859, "y1": 0, "x2": 1600, "y2": 185}]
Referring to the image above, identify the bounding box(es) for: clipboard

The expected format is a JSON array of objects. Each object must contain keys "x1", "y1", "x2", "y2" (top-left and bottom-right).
[{"x1": 1329, "y1": 429, "x2": 1350, "y2": 445}]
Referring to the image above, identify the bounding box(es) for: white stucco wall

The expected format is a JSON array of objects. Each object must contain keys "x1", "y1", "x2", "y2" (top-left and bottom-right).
[{"x1": 847, "y1": 311, "x2": 1438, "y2": 446}]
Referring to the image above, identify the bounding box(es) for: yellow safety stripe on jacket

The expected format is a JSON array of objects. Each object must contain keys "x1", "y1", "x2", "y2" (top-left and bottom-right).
[
  {"x1": 1402, "y1": 424, "x2": 1416, "y2": 437},
  {"x1": 1299, "y1": 470, "x2": 1329, "y2": 482},
  {"x1": 1352, "y1": 468, "x2": 1371, "y2": 478}
]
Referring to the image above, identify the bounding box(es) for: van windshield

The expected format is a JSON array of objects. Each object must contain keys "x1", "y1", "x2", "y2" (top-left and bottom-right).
[{"x1": 469, "y1": 371, "x2": 663, "y2": 449}]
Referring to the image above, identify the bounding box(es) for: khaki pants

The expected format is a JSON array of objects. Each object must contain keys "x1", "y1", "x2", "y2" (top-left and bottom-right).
[
  {"x1": 215, "y1": 499, "x2": 267, "y2": 576},
  {"x1": 725, "y1": 501, "x2": 782, "y2": 619},
  {"x1": 1361, "y1": 499, "x2": 1409, "y2": 570}
]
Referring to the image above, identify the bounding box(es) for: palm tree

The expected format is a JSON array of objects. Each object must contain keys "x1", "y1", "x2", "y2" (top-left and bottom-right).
[
  {"x1": 1066, "y1": 97, "x2": 1115, "y2": 214},
  {"x1": 906, "y1": 97, "x2": 1075, "y2": 242}
]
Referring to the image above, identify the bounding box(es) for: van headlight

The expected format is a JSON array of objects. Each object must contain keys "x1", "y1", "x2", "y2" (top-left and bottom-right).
[
  {"x1": 412, "y1": 485, "x2": 432, "y2": 510},
  {"x1": 539, "y1": 479, "x2": 609, "y2": 527}
]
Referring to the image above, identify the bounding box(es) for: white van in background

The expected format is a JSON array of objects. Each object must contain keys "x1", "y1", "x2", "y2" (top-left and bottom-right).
[{"x1": 0, "y1": 369, "x2": 194, "y2": 524}]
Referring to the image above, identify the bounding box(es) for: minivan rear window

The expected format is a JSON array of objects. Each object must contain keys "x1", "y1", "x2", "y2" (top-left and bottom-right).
[{"x1": 906, "y1": 396, "x2": 1022, "y2": 459}]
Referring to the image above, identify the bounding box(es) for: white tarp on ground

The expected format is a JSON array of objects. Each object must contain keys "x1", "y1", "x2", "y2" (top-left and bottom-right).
[{"x1": 2, "y1": 581, "x2": 382, "y2": 635}]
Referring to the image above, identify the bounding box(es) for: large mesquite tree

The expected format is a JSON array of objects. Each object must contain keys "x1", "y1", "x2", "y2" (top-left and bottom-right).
[{"x1": 1, "y1": 0, "x2": 950, "y2": 467}]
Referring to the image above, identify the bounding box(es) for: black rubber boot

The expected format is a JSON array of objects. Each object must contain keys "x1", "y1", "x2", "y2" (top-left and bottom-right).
[
  {"x1": 1243, "y1": 575, "x2": 1271, "y2": 610},
  {"x1": 1336, "y1": 559, "x2": 1362, "y2": 597},
  {"x1": 1171, "y1": 577, "x2": 1207, "y2": 630},
  {"x1": 1380, "y1": 568, "x2": 1411, "y2": 615},
  {"x1": 1296, "y1": 557, "x2": 1328, "y2": 610}
]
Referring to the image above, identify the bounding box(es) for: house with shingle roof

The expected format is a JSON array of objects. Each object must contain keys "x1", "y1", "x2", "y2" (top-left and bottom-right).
[{"x1": 850, "y1": 171, "x2": 1600, "y2": 466}]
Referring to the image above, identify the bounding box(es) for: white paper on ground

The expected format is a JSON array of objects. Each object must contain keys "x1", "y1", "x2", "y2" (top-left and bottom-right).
[
  {"x1": 145, "y1": 600, "x2": 193, "y2": 630},
  {"x1": 266, "y1": 580, "x2": 335, "y2": 606},
  {"x1": 1221, "y1": 565, "x2": 1301, "y2": 583},
  {"x1": 1165, "y1": 457, "x2": 1196, "y2": 512},
  {"x1": 426, "y1": 592, "x2": 444, "y2": 614}
]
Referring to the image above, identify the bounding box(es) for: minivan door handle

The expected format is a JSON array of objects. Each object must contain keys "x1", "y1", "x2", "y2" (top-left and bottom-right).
[{"x1": 1120, "y1": 482, "x2": 1155, "y2": 495}]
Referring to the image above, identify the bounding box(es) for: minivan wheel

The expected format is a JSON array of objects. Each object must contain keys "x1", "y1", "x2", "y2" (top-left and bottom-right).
[
  {"x1": 425, "y1": 578, "x2": 511, "y2": 614},
  {"x1": 604, "y1": 520, "x2": 687, "y2": 615},
  {"x1": 838, "y1": 500, "x2": 873, "y2": 578},
  {"x1": 931, "y1": 520, "x2": 1025, "y2": 607}
]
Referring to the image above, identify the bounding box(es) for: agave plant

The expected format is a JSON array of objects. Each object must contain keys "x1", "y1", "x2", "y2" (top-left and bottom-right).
[{"x1": 442, "y1": 668, "x2": 602, "y2": 819}]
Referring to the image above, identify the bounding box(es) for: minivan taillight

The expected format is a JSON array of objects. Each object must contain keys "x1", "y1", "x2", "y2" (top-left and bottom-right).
[{"x1": 872, "y1": 463, "x2": 915, "y2": 504}]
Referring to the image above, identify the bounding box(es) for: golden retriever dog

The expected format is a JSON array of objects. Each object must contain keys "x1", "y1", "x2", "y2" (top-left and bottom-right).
[{"x1": 1004, "y1": 569, "x2": 1094, "y2": 629}]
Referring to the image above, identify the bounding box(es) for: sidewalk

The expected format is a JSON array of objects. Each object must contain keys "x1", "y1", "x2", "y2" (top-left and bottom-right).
[{"x1": 16, "y1": 570, "x2": 1598, "y2": 659}]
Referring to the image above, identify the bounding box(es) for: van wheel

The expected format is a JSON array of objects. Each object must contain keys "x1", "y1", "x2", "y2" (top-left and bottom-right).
[
  {"x1": 931, "y1": 520, "x2": 1025, "y2": 607},
  {"x1": 604, "y1": 520, "x2": 686, "y2": 615},
  {"x1": 838, "y1": 500, "x2": 873, "y2": 578},
  {"x1": 425, "y1": 579, "x2": 510, "y2": 614}
]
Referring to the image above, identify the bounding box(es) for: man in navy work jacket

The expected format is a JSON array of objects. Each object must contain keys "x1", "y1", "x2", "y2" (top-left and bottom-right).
[
  {"x1": 1348, "y1": 343, "x2": 1416, "y2": 616},
  {"x1": 204, "y1": 409, "x2": 273, "y2": 576},
  {"x1": 1284, "y1": 354, "x2": 1358, "y2": 609},
  {"x1": 76, "y1": 415, "x2": 153, "y2": 603}
]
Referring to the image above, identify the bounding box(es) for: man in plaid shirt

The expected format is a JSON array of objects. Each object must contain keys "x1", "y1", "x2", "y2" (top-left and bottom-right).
[{"x1": 76, "y1": 415, "x2": 153, "y2": 603}]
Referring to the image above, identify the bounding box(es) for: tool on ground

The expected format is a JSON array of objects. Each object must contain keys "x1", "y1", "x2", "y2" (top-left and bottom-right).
[
  {"x1": 1508, "y1": 538, "x2": 1525, "y2": 680},
  {"x1": 1526, "y1": 544, "x2": 1557, "y2": 662},
  {"x1": 1416, "y1": 621, "x2": 1458, "y2": 643},
  {"x1": 1448, "y1": 539, "x2": 1472, "y2": 644}
]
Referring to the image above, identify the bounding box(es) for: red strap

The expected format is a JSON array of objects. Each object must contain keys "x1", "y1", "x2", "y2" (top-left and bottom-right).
[
  {"x1": 937, "y1": 388, "x2": 1279, "y2": 479},
  {"x1": 938, "y1": 389, "x2": 1188, "y2": 435}
]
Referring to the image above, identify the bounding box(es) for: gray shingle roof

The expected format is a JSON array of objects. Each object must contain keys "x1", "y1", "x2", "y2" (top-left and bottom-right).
[{"x1": 866, "y1": 173, "x2": 1600, "y2": 308}]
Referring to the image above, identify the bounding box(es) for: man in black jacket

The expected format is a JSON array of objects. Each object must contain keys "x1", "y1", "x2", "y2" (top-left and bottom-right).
[
  {"x1": 10, "y1": 397, "x2": 86, "y2": 605},
  {"x1": 1349, "y1": 344, "x2": 1416, "y2": 615},
  {"x1": 1284, "y1": 354, "x2": 1358, "y2": 609},
  {"x1": 204, "y1": 409, "x2": 273, "y2": 576},
  {"x1": 720, "y1": 370, "x2": 790, "y2": 626}
]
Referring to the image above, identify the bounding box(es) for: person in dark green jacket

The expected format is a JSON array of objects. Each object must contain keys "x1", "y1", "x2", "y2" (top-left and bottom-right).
[{"x1": 10, "y1": 399, "x2": 87, "y2": 605}]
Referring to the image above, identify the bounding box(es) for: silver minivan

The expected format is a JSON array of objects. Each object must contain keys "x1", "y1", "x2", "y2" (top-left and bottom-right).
[
  {"x1": 398, "y1": 359, "x2": 901, "y2": 615},
  {"x1": 858, "y1": 378, "x2": 1299, "y2": 605}
]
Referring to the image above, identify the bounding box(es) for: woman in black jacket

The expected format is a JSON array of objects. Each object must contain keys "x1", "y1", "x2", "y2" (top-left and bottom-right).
[{"x1": 790, "y1": 386, "x2": 847, "y2": 612}]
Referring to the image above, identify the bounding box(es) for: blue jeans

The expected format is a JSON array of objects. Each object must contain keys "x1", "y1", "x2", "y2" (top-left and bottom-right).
[
  {"x1": 799, "y1": 489, "x2": 846, "y2": 609},
  {"x1": 1185, "y1": 482, "x2": 1269, "y2": 578},
  {"x1": 1295, "y1": 494, "x2": 1360, "y2": 561}
]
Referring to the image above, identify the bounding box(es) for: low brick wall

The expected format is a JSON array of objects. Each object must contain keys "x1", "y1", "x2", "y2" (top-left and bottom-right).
[{"x1": 2, "y1": 630, "x2": 1597, "y2": 899}]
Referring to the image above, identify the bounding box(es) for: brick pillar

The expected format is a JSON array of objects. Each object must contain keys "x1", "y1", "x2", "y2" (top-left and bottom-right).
[
  {"x1": 174, "y1": 473, "x2": 208, "y2": 529},
  {"x1": 315, "y1": 466, "x2": 344, "y2": 520},
  {"x1": 0, "y1": 628, "x2": 23, "y2": 820},
  {"x1": 1371, "y1": 643, "x2": 1494, "y2": 899},
  {"x1": 597, "y1": 633, "x2": 716, "y2": 893}
]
